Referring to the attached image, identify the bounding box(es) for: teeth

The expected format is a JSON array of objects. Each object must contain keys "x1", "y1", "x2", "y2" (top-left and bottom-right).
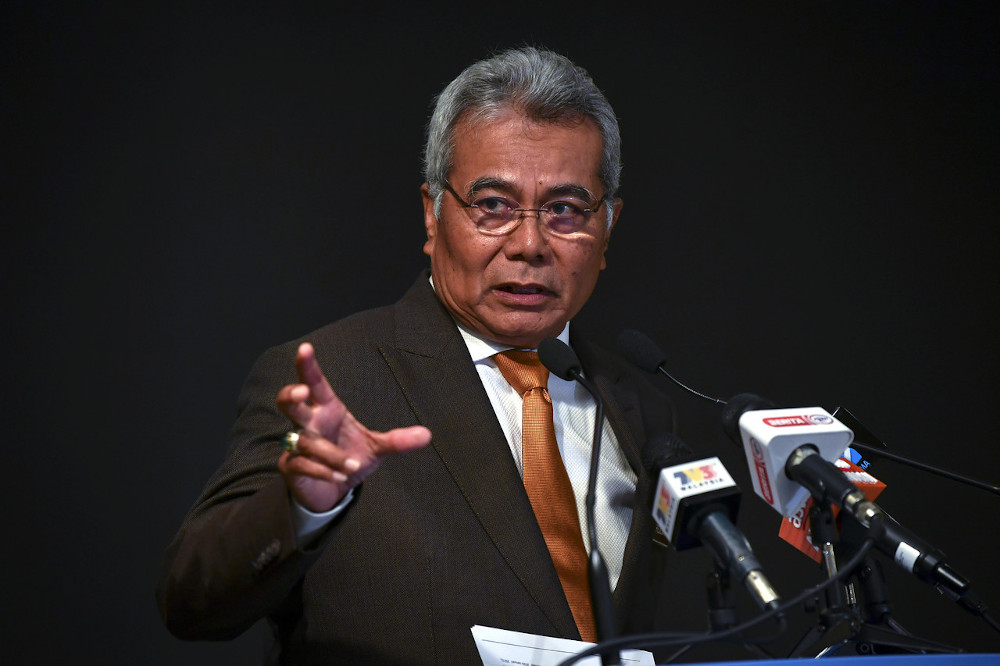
[{"x1": 497, "y1": 283, "x2": 549, "y2": 295}]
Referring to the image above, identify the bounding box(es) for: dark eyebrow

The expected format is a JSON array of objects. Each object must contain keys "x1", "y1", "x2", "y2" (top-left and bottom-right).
[
  {"x1": 466, "y1": 178, "x2": 598, "y2": 204},
  {"x1": 547, "y1": 183, "x2": 599, "y2": 203},
  {"x1": 466, "y1": 177, "x2": 517, "y2": 198}
]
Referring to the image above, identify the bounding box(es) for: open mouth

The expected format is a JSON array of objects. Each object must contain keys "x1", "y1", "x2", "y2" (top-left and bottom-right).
[{"x1": 497, "y1": 284, "x2": 552, "y2": 296}]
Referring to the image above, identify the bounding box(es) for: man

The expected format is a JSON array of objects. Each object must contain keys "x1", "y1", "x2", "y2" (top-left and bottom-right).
[{"x1": 158, "y1": 46, "x2": 678, "y2": 664}]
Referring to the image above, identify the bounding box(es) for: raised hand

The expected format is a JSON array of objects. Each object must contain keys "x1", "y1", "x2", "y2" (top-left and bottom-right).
[{"x1": 276, "y1": 342, "x2": 431, "y2": 512}]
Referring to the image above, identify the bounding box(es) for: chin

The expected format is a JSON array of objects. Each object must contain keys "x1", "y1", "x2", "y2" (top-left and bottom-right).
[{"x1": 492, "y1": 326, "x2": 561, "y2": 349}]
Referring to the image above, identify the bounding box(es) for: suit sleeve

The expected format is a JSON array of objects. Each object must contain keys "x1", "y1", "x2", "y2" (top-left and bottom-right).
[{"x1": 155, "y1": 343, "x2": 334, "y2": 640}]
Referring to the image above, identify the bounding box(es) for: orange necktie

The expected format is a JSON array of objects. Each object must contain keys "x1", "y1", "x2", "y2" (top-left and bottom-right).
[{"x1": 493, "y1": 350, "x2": 596, "y2": 642}]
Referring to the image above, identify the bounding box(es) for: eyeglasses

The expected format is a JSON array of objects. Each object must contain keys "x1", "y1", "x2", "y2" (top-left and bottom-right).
[{"x1": 443, "y1": 181, "x2": 605, "y2": 237}]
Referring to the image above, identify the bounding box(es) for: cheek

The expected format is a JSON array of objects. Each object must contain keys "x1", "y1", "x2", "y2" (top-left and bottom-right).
[
  {"x1": 461, "y1": 237, "x2": 504, "y2": 267},
  {"x1": 436, "y1": 231, "x2": 499, "y2": 278},
  {"x1": 567, "y1": 245, "x2": 605, "y2": 277}
]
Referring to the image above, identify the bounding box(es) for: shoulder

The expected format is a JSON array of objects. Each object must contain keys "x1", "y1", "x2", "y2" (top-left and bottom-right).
[
  {"x1": 241, "y1": 304, "x2": 392, "y2": 390},
  {"x1": 237, "y1": 273, "x2": 457, "y2": 410},
  {"x1": 249, "y1": 273, "x2": 439, "y2": 374}
]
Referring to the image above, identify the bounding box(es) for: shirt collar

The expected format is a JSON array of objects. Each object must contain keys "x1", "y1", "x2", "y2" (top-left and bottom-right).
[{"x1": 456, "y1": 320, "x2": 571, "y2": 364}]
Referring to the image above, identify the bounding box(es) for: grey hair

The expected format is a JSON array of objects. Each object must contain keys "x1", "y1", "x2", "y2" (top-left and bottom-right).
[{"x1": 423, "y1": 46, "x2": 621, "y2": 227}]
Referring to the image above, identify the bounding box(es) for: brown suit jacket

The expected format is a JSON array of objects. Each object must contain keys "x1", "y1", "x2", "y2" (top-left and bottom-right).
[{"x1": 157, "y1": 274, "x2": 677, "y2": 664}]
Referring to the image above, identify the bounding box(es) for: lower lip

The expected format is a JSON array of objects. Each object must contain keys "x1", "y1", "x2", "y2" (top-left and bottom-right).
[{"x1": 493, "y1": 288, "x2": 552, "y2": 307}]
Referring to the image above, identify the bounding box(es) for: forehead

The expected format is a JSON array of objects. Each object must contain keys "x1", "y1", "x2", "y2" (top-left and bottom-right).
[{"x1": 449, "y1": 109, "x2": 604, "y2": 192}]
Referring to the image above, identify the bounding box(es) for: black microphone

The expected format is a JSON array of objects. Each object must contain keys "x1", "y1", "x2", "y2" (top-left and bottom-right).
[
  {"x1": 615, "y1": 329, "x2": 666, "y2": 374},
  {"x1": 537, "y1": 338, "x2": 617, "y2": 651},
  {"x1": 617, "y1": 329, "x2": 727, "y2": 405},
  {"x1": 649, "y1": 434, "x2": 781, "y2": 612},
  {"x1": 722, "y1": 393, "x2": 987, "y2": 618},
  {"x1": 641, "y1": 432, "x2": 695, "y2": 473}
]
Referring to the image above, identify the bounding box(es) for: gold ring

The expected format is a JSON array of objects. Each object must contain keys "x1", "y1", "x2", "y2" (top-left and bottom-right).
[{"x1": 281, "y1": 430, "x2": 301, "y2": 455}]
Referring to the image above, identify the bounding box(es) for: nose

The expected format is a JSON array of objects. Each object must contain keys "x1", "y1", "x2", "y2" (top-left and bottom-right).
[{"x1": 503, "y1": 210, "x2": 551, "y2": 262}]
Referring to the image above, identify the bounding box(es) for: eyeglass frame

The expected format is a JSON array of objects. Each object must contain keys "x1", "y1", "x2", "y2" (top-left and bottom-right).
[{"x1": 441, "y1": 181, "x2": 609, "y2": 237}]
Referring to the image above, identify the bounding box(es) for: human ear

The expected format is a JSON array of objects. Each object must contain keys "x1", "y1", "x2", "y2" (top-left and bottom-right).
[{"x1": 420, "y1": 183, "x2": 438, "y2": 257}]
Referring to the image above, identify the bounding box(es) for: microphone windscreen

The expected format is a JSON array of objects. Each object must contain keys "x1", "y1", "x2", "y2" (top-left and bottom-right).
[
  {"x1": 721, "y1": 393, "x2": 778, "y2": 446},
  {"x1": 616, "y1": 329, "x2": 667, "y2": 373},
  {"x1": 641, "y1": 433, "x2": 695, "y2": 472},
  {"x1": 538, "y1": 338, "x2": 581, "y2": 381}
]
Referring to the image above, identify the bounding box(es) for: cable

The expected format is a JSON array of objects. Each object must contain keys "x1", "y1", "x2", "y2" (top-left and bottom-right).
[{"x1": 556, "y1": 538, "x2": 876, "y2": 666}]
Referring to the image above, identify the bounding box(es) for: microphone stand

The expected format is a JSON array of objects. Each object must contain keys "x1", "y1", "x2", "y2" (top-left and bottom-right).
[
  {"x1": 788, "y1": 501, "x2": 861, "y2": 657},
  {"x1": 585, "y1": 392, "x2": 619, "y2": 666},
  {"x1": 788, "y1": 501, "x2": 961, "y2": 656},
  {"x1": 538, "y1": 338, "x2": 618, "y2": 664},
  {"x1": 706, "y1": 568, "x2": 738, "y2": 632},
  {"x1": 703, "y1": 568, "x2": 775, "y2": 660}
]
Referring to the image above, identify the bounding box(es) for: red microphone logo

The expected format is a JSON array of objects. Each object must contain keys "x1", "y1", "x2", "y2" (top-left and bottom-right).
[
  {"x1": 763, "y1": 414, "x2": 834, "y2": 427},
  {"x1": 749, "y1": 438, "x2": 774, "y2": 506}
]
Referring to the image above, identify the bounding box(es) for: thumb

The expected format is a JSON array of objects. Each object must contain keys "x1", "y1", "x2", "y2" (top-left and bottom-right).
[{"x1": 373, "y1": 425, "x2": 432, "y2": 456}]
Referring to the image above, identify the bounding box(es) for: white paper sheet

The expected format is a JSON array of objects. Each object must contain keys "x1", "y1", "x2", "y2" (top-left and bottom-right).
[{"x1": 472, "y1": 625, "x2": 656, "y2": 666}]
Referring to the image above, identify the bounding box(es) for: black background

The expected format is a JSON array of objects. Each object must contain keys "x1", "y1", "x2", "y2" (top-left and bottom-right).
[{"x1": 4, "y1": 2, "x2": 999, "y2": 663}]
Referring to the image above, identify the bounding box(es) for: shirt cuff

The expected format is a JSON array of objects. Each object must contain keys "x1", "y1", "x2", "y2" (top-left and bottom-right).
[{"x1": 291, "y1": 489, "x2": 355, "y2": 545}]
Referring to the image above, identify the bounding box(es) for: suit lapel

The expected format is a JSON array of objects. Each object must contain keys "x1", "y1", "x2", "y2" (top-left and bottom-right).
[{"x1": 375, "y1": 277, "x2": 579, "y2": 638}]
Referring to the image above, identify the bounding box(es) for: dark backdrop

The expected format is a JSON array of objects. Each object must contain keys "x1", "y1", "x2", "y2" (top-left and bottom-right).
[{"x1": 5, "y1": 2, "x2": 998, "y2": 663}]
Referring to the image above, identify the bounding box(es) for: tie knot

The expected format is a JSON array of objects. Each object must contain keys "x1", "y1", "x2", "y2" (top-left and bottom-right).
[{"x1": 494, "y1": 350, "x2": 549, "y2": 395}]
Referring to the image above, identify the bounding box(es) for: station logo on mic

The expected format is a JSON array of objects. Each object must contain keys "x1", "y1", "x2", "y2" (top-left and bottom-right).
[{"x1": 653, "y1": 457, "x2": 739, "y2": 550}]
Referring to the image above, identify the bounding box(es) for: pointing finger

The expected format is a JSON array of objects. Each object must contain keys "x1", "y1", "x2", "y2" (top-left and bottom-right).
[{"x1": 295, "y1": 342, "x2": 336, "y2": 405}]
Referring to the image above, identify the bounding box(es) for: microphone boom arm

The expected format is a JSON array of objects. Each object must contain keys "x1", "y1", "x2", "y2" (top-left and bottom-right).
[{"x1": 849, "y1": 441, "x2": 1000, "y2": 497}]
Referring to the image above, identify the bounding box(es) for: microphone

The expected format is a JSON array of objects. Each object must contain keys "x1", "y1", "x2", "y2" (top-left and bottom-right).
[
  {"x1": 723, "y1": 393, "x2": 985, "y2": 616},
  {"x1": 778, "y1": 455, "x2": 887, "y2": 563},
  {"x1": 617, "y1": 329, "x2": 727, "y2": 405},
  {"x1": 641, "y1": 432, "x2": 695, "y2": 473},
  {"x1": 537, "y1": 338, "x2": 617, "y2": 649},
  {"x1": 649, "y1": 434, "x2": 781, "y2": 612},
  {"x1": 722, "y1": 393, "x2": 855, "y2": 518},
  {"x1": 615, "y1": 329, "x2": 667, "y2": 374}
]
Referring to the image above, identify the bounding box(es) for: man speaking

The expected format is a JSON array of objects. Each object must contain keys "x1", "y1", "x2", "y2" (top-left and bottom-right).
[{"x1": 158, "y1": 46, "x2": 678, "y2": 664}]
